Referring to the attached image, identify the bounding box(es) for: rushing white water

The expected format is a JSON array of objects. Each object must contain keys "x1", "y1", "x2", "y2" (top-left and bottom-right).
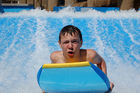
[{"x1": 0, "y1": 7, "x2": 140, "y2": 93}]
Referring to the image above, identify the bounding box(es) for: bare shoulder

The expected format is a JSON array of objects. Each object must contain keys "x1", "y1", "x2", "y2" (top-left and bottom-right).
[
  {"x1": 86, "y1": 49, "x2": 101, "y2": 64},
  {"x1": 50, "y1": 51, "x2": 61, "y2": 56},
  {"x1": 50, "y1": 51, "x2": 62, "y2": 63},
  {"x1": 86, "y1": 49, "x2": 96, "y2": 57}
]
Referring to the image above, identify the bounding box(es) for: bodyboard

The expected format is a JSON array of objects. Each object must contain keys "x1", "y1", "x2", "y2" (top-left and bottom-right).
[{"x1": 37, "y1": 61, "x2": 110, "y2": 93}]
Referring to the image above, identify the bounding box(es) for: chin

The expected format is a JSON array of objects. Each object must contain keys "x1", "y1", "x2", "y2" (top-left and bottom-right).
[{"x1": 68, "y1": 55, "x2": 74, "y2": 58}]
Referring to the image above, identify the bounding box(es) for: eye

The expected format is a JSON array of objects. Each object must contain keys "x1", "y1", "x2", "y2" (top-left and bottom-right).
[
  {"x1": 72, "y1": 40, "x2": 79, "y2": 44},
  {"x1": 63, "y1": 41, "x2": 69, "y2": 44}
]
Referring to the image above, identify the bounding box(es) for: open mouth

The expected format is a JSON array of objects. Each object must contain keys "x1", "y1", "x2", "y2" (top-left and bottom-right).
[
  {"x1": 68, "y1": 51, "x2": 74, "y2": 54},
  {"x1": 68, "y1": 51, "x2": 74, "y2": 57}
]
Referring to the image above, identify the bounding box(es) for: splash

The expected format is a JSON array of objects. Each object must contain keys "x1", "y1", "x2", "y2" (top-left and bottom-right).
[{"x1": 0, "y1": 7, "x2": 140, "y2": 93}]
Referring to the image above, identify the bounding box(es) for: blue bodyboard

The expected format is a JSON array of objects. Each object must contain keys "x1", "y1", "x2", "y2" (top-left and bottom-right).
[{"x1": 37, "y1": 62, "x2": 110, "y2": 93}]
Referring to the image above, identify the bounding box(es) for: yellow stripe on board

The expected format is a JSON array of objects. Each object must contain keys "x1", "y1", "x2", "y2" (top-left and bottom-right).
[{"x1": 42, "y1": 61, "x2": 90, "y2": 68}]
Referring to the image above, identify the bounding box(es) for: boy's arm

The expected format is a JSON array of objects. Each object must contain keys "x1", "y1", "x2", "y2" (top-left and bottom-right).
[
  {"x1": 96, "y1": 57, "x2": 107, "y2": 75},
  {"x1": 90, "y1": 51, "x2": 107, "y2": 75},
  {"x1": 93, "y1": 51, "x2": 114, "y2": 90}
]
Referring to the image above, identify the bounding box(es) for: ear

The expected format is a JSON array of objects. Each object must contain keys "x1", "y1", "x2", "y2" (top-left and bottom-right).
[
  {"x1": 58, "y1": 41, "x2": 62, "y2": 48},
  {"x1": 80, "y1": 40, "x2": 83, "y2": 47}
]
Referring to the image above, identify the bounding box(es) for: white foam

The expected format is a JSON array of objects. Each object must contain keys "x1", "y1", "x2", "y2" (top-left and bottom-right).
[{"x1": 0, "y1": 7, "x2": 140, "y2": 19}]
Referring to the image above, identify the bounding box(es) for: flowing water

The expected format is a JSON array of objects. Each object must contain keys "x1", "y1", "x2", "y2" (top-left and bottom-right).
[{"x1": 0, "y1": 8, "x2": 140, "y2": 93}]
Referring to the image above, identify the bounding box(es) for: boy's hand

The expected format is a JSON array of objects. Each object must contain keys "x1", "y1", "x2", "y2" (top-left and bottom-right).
[{"x1": 110, "y1": 82, "x2": 114, "y2": 91}]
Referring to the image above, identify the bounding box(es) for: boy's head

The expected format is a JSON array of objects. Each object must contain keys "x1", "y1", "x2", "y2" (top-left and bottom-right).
[
  {"x1": 59, "y1": 25, "x2": 83, "y2": 43},
  {"x1": 58, "y1": 25, "x2": 83, "y2": 58}
]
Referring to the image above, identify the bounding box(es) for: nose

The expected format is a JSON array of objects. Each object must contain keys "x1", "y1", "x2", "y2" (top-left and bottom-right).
[{"x1": 68, "y1": 42, "x2": 73, "y2": 49}]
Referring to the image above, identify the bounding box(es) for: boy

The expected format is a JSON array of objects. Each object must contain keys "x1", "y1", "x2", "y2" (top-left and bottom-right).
[{"x1": 50, "y1": 25, "x2": 114, "y2": 91}]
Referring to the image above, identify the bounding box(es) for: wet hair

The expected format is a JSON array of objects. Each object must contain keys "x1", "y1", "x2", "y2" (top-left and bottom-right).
[{"x1": 59, "y1": 25, "x2": 82, "y2": 42}]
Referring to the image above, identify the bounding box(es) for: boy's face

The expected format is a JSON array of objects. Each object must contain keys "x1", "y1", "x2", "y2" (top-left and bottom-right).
[{"x1": 59, "y1": 33, "x2": 82, "y2": 59}]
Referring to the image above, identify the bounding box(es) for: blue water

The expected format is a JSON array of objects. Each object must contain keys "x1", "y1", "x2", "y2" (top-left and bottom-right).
[
  {"x1": 0, "y1": 8, "x2": 140, "y2": 93},
  {"x1": 53, "y1": 6, "x2": 120, "y2": 12},
  {"x1": 0, "y1": 5, "x2": 34, "y2": 13}
]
